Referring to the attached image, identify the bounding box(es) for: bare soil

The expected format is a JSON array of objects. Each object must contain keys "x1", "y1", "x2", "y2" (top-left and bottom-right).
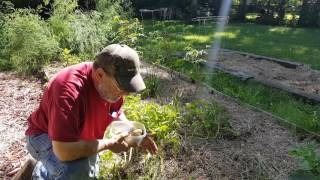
[
  {"x1": 0, "y1": 61, "x2": 315, "y2": 179},
  {"x1": 213, "y1": 49, "x2": 320, "y2": 101}
]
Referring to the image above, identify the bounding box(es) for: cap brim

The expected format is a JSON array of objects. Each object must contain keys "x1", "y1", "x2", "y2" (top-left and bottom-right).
[{"x1": 129, "y1": 73, "x2": 146, "y2": 92}]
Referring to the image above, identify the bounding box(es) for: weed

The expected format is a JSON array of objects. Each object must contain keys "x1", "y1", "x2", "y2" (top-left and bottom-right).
[
  {"x1": 289, "y1": 143, "x2": 320, "y2": 179},
  {"x1": 63, "y1": 48, "x2": 81, "y2": 66},
  {"x1": 183, "y1": 100, "x2": 234, "y2": 138},
  {"x1": 141, "y1": 74, "x2": 160, "y2": 99}
]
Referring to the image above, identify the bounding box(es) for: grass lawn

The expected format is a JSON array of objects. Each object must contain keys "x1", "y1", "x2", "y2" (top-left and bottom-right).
[
  {"x1": 143, "y1": 21, "x2": 320, "y2": 69},
  {"x1": 140, "y1": 20, "x2": 320, "y2": 133}
]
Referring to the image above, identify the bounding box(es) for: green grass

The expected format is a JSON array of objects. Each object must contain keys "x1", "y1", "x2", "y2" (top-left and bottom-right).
[
  {"x1": 140, "y1": 20, "x2": 320, "y2": 133},
  {"x1": 143, "y1": 21, "x2": 320, "y2": 69}
]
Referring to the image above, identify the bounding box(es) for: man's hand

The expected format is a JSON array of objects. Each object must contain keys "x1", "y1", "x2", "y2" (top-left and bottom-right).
[
  {"x1": 105, "y1": 133, "x2": 130, "y2": 153},
  {"x1": 140, "y1": 135, "x2": 158, "y2": 155}
]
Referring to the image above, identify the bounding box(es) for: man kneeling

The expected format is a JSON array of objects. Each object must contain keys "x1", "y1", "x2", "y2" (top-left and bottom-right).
[{"x1": 20, "y1": 44, "x2": 157, "y2": 179}]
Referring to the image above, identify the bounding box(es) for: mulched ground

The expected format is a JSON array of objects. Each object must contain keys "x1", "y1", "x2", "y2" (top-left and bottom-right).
[
  {"x1": 0, "y1": 72, "x2": 43, "y2": 179},
  {"x1": 0, "y1": 61, "x2": 316, "y2": 179}
]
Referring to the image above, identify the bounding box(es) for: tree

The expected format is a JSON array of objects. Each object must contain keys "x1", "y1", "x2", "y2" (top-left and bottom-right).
[
  {"x1": 298, "y1": 0, "x2": 320, "y2": 27},
  {"x1": 277, "y1": 0, "x2": 287, "y2": 25},
  {"x1": 237, "y1": 0, "x2": 247, "y2": 22}
]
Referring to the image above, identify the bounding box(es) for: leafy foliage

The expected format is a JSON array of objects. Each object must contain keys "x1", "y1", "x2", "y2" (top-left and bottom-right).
[
  {"x1": 183, "y1": 100, "x2": 234, "y2": 138},
  {"x1": 183, "y1": 46, "x2": 207, "y2": 80},
  {"x1": 99, "y1": 94, "x2": 181, "y2": 179},
  {"x1": 99, "y1": 93, "x2": 232, "y2": 179},
  {"x1": 123, "y1": 95, "x2": 181, "y2": 151},
  {"x1": 0, "y1": 0, "x2": 143, "y2": 74},
  {"x1": 48, "y1": 0, "x2": 142, "y2": 60},
  {"x1": 0, "y1": 9, "x2": 59, "y2": 74},
  {"x1": 48, "y1": 0, "x2": 106, "y2": 59},
  {"x1": 108, "y1": 16, "x2": 143, "y2": 47},
  {"x1": 63, "y1": 48, "x2": 81, "y2": 66},
  {"x1": 141, "y1": 74, "x2": 161, "y2": 99},
  {"x1": 289, "y1": 143, "x2": 320, "y2": 178}
]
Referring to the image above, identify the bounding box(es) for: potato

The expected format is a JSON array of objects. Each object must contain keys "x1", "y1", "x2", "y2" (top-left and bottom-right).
[{"x1": 131, "y1": 129, "x2": 143, "y2": 136}]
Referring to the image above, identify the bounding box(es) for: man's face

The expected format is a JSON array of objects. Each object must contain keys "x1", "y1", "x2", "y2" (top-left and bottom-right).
[{"x1": 96, "y1": 71, "x2": 128, "y2": 103}]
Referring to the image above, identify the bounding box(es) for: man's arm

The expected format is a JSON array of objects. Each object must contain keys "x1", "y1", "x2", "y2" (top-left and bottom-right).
[{"x1": 52, "y1": 133, "x2": 129, "y2": 162}]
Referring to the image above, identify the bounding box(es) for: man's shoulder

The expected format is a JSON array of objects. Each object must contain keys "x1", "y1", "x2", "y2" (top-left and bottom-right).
[
  {"x1": 53, "y1": 62, "x2": 92, "y2": 83},
  {"x1": 47, "y1": 62, "x2": 93, "y2": 101}
]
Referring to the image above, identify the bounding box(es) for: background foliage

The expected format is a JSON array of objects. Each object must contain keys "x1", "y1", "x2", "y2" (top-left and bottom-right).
[{"x1": 0, "y1": 0, "x2": 142, "y2": 74}]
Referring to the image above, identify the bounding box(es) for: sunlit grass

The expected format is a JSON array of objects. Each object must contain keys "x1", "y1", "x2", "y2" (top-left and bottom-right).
[
  {"x1": 183, "y1": 35, "x2": 211, "y2": 43},
  {"x1": 269, "y1": 27, "x2": 291, "y2": 33},
  {"x1": 246, "y1": 13, "x2": 259, "y2": 20},
  {"x1": 246, "y1": 13, "x2": 299, "y2": 21},
  {"x1": 213, "y1": 31, "x2": 238, "y2": 39}
]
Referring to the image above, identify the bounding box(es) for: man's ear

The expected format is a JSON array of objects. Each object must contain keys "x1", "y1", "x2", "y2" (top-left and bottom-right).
[{"x1": 94, "y1": 68, "x2": 105, "y2": 83}]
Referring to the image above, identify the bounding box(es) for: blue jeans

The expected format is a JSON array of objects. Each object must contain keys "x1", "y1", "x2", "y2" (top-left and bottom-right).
[{"x1": 26, "y1": 134, "x2": 99, "y2": 180}]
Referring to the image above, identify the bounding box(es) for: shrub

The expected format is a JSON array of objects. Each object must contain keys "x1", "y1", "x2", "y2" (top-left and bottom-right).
[
  {"x1": 48, "y1": 0, "x2": 141, "y2": 62},
  {"x1": 108, "y1": 16, "x2": 143, "y2": 47},
  {"x1": 0, "y1": 9, "x2": 59, "y2": 74},
  {"x1": 48, "y1": 0, "x2": 105, "y2": 59}
]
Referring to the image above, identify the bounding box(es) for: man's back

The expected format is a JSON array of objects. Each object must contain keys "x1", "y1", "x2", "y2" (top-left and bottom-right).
[{"x1": 25, "y1": 62, "x2": 123, "y2": 141}]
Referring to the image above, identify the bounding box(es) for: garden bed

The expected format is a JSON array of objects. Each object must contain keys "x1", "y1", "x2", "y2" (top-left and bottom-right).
[
  {"x1": 0, "y1": 62, "x2": 316, "y2": 179},
  {"x1": 210, "y1": 49, "x2": 320, "y2": 103}
]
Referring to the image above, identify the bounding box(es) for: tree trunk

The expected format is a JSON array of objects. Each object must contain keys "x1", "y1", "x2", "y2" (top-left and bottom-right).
[
  {"x1": 237, "y1": 0, "x2": 247, "y2": 22},
  {"x1": 191, "y1": 0, "x2": 198, "y2": 17},
  {"x1": 213, "y1": 0, "x2": 222, "y2": 16},
  {"x1": 299, "y1": 0, "x2": 320, "y2": 27},
  {"x1": 277, "y1": 0, "x2": 287, "y2": 25},
  {"x1": 299, "y1": 0, "x2": 310, "y2": 26}
]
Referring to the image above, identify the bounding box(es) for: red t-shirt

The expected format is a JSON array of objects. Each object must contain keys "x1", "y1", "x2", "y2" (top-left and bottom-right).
[{"x1": 25, "y1": 62, "x2": 123, "y2": 141}]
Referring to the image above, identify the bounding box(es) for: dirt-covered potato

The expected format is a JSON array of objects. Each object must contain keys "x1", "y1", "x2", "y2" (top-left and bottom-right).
[{"x1": 131, "y1": 129, "x2": 143, "y2": 136}]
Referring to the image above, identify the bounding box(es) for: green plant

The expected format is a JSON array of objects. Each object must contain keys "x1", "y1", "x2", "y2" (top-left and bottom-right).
[
  {"x1": 141, "y1": 74, "x2": 160, "y2": 99},
  {"x1": 289, "y1": 143, "x2": 320, "y2": 179},
  {"x1": 108, "y1": 16, "x2": 143, "y2": 47},
  {"x1": 1, "y1": 9, "x2": 59, "y2": 74},
  {"x1": 99, "y1": 94, "x2": 177, "y2": 179},
  {"x1": 48, "y1": 0, "x2": 141, "y2": 62},
  {"x1": 183, "y1": 100, "x2": 234, "y2": 138},
  {"x1": 49, "y1": 0, "x2": 106, "y2": 59},
  {"x1": 96, "y1": 0, "x2": 133, "y2": 19},
  {"x1": 183, "y1": 46, "x2": 207, "y2": 80},
  {"x1": 63, "y1": 48, "x2": 81, "y2": 66},
  {"x1": 123, "y1": 95, "x2": 181, "y2": 152},
  {"x1": 99, "y1": 149, "x2": 164, "y2": 179}
]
